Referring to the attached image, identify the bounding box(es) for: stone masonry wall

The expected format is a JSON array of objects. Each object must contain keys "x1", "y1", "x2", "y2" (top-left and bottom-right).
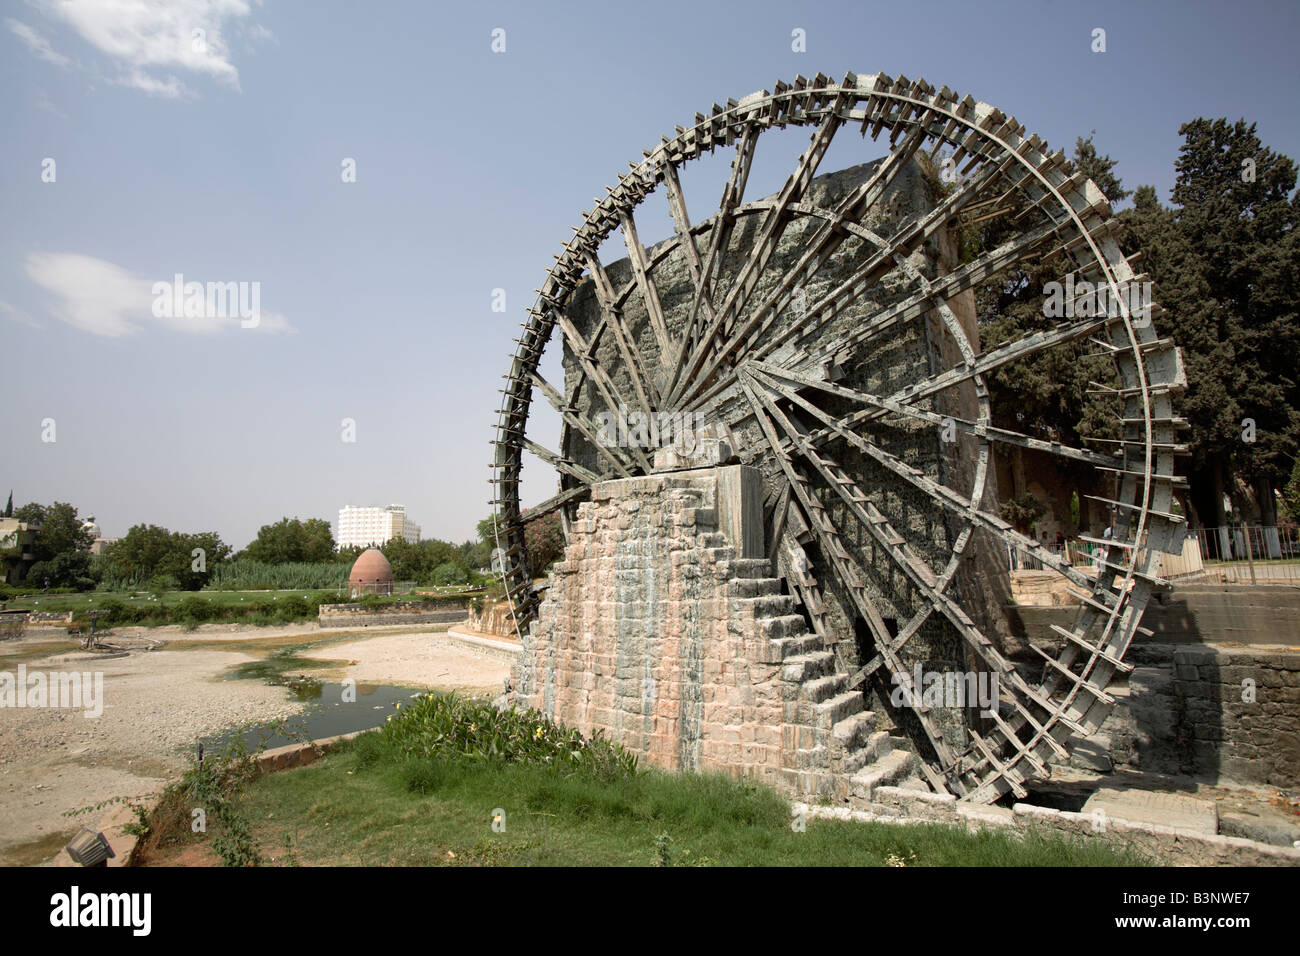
[
  {"x1": 512, "y1": 464, "x2": 904, "y2": 797},
  {"x1": 514, "y1": 466, "x2": 784, "y2": 783},
  {"x1": 1101, "y1": 644, "x2": 1300, "y2": 788}
]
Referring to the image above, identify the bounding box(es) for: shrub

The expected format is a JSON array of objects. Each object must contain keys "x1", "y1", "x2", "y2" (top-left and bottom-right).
[
  {"x1": 373, "y1": 693, "x2": 638, "y2": 780},
  {"x1": 177, "y1": 596, "x2": 218, "y2": 624}
]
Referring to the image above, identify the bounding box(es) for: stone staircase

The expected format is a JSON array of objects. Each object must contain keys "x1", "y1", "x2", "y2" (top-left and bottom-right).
[{"x1": 710, "y1": 542, "x2": 926, "y2": 804}]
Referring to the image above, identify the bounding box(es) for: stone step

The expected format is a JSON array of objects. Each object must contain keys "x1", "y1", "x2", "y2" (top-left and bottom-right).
[
  {"x1": 742, "y1": 594, "x2": 801, "y2": 618},
  {"x1": 842, "y1": 747, "x2": 874, "y2": 776},
  {"x1": 850, "y1": 749, "x2": 919, "y2": 801},
  {"x1": 781, "y1": 650, "x2": 837, "y2": 683},
  {"x1": 801, "y1": 673, "x2": 849, "y2": 704},
  {"x1": 731, "y1": 558, "x2": 775, "y2": 579},
  {"x1": 814, "y1": 690, "x2": 864, "y2": 728},
  {"x1": 794, "y1": 744, "x2": 829, "y2": 771},
  {"x1": 831, "y1": 710, "x2": 877, "y2": 750},
  {"x1": 757, "y1": 614, "x2": 809, "y2": 641},
  {"x1": 864, "y1": 730, "x2": 896, "y2": 761},
  {"x1": 728, "y1": 576, "x2": 783, "y2": 598},
  {"x1": 766, "y1": 634, "x2": 824, "y2": 662},
  {"x1": 895, "y1": 775, "x2": 933, "y2": 794}
]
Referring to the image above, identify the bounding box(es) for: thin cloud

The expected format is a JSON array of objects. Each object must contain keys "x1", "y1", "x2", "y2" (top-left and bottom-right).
[
  {"x1": 0, "y1": 300, "x2": 43, "y2": 330},
  {"x1": 5, "y1": 18, "x2": 71, "y2": 67},
  {"x1": 24, "y1": 0, "x2": 268, "y2": 98},
  {"x1": 25, "y1": 252, "x2": 295, "y2": 337}
]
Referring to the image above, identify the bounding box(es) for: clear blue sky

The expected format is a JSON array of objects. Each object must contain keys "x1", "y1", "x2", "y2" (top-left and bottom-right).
[{"x1": 3, "y1": 0, "x2": 1297, "y2": 549}]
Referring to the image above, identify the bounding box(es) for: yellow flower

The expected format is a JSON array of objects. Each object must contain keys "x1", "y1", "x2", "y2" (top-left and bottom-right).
[
  {"x1": 386, "y1": 715, "x2": 393, "y2": 722},
  {"x1": 534, "y1": 726, "x2": 544, "y2": 740}
]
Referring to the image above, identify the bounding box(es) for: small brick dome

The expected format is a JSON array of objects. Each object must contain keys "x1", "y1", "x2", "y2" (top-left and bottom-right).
[{"x1": 348, "y1": 548, "x2": 393, "y2": 595}]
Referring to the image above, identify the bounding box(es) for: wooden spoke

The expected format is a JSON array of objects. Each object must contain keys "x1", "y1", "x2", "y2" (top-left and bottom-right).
[
  {"x1": 620, "y1": 210, "x2": 676, "y2": 370},
  {"x1": 747, "y1": 363, "x2": 1110, "y2": 597},
  {"x1": 750, "y1": 374, "x2": 1071, "y2": 786},
  {"x1": 671, "y1": 126, "x2": 758, "y2": 395},
  {"x1": 583, "y1": 252, "x2": 657, "y2": 414},
  {"x1": 672, "y1": 109, "x2": 845, "y2": 404},
  {"x1": 521, "y1": 484, "x2": 591, "y2": 524},
  {"x1": 685, "y1": 162, "x2": 1046, "y2": 412},
  {"x1": 741, "y1": 370, "x2": 966, "y2": 784},
  {"x1": 663, "y1": 163, "x2": 703, "y2": 282},
  {"x1": 528, "y1": 370, "x2": 638, "y2": 477},
  {"x1": 552, "y1": 308, "x2": 653, "y2": 472},
  {"x1": 672, "y1": 123, "x2": 929, "y2": 409},
  {"x1": 520, "y1": 437, "x2": 603, "y2": 486}
]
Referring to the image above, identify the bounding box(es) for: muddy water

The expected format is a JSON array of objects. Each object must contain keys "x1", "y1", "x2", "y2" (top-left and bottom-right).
[{"x1": 204, "y1": 643, "x2": 430, "y2": 753}]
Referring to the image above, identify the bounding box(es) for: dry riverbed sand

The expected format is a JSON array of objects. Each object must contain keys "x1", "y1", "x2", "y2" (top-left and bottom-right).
[{"x1": 0, "y1": 622, "x2": 511, "y2": 866}]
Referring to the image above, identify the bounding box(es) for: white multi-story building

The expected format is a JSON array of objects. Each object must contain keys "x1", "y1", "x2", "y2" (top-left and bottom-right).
[{"x1": 337, "y1": 504, "x2": 421, "y2": 550}]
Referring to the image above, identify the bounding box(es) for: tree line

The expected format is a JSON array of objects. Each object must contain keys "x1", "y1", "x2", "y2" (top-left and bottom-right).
[
  {"x1": 964, "y1": 117, "x2": 1299, "y2": 533},
  {"x1": 0, "y1": 499, "x2": 528, "y2": 593}
]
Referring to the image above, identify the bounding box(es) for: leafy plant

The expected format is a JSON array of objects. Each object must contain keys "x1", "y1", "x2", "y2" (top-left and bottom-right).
[{"x1": 374, "y1": 692, "x2": 638, "y2": 780}]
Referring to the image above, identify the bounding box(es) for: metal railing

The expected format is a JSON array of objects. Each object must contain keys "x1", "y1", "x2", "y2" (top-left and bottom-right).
[{"x1": 1185, "y1": 525, "x2": 1300, "y2": 584}]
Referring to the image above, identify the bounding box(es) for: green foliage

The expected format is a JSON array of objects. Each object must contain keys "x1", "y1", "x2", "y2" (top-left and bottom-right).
[
  {"x1": 1281, "y1": 458, "x2": 1300, "y2": 524},
  {"x1": 99, "y1": 524, "x2": 231, "y2": 592},
  {"x1": 243, "y1": 517, "x2": 336, "y2": 564},
  {"x1": 26, "y1": 550, "x2": 96, "y2": 590},
  {"x1": 12, "y1": 501, "x2": 95, "y2": 562},
  {"x1": 82, "y1": 590, "x2": 340, "y2": 628},
  {"x1": 372, "y1": 692, "x2": 638, "y2": 780},
  {"x1": 205, "y1": 558, "x2": 347, "y2": 591},
  {"x1": 999, "y1": 493, "x2": 1047, "y2": 532},
  {"x1": 242, "y1": 741, "x2": 1145, "y2": 867},
  {"x1": 430, "y1": 561, "x2": 468, "y2": 586},
  {"x1": 1128, "y1": 118, "x2": 1300, "y2": 525}
]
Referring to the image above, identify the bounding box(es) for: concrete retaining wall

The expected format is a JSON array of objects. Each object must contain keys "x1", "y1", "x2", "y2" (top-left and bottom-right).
[{"x1": 318, "y1": 602, "x2": 466, "y2": 628}]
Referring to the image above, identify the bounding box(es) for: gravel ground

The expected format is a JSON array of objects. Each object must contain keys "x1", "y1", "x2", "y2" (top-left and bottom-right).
[
  {"x1": 298, "y1": 631, "x2": 511, "y2": 691},
  {"x1": 0, "y1": 622, "x2": 510, "y2": 866}
]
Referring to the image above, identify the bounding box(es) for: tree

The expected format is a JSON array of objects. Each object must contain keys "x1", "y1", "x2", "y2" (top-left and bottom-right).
[
  {"x1": 522, "y1": 508, "x2": 565, "y2": 573},
  {"x1": 430, "y1": 561, "x2": 469, "y2": 586},
  {"x1": 12, "y1": 501, "x2": 94, "y2": 562},
  {"x1": 27, "y1": 551, "x2": 95, "y2": 590},
  {"x1": 3, "y1": 491, "x2": 11, "y2": 517},
  {"x1": 1123, "y1": 119, "x2": 1300, "y2": 528},
  {"x1": 244, "y1": 517, "x2": 336, "y2": 564},
  {"x1": 100, "y1": 524, "x2": 230, "y2": 591}
]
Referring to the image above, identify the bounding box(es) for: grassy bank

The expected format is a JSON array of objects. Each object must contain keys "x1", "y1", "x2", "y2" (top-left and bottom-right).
[
  {"x1": 1, "y1": 588, "x2": 476, "y2": 628},
  {"x1": 137, "y1": 695, "x2": 1147, "y2": 867}
]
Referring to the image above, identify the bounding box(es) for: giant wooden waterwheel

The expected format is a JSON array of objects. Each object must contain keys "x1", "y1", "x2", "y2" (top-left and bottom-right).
[{"x1": 492, "y1": 73, "x2": 1185, "y2": 803}]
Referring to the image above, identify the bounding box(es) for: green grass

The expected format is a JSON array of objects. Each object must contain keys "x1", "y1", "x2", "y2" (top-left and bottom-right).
[
  {"x1": 235, "y1": 743, "x2": 1148, "y2": 866},
  {"x1": 158, "y1": 695, "x2": 1144, "y2": 868}
]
